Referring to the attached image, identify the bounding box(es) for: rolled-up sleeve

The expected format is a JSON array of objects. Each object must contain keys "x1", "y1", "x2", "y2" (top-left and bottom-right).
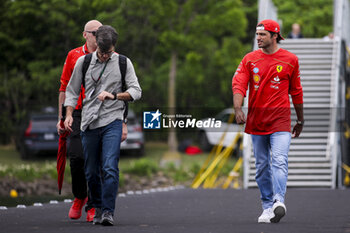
[
  {"x1": 64, "y1": 56, "x2": 84, "y2": 108},
  {"x1": 125, "y1": 58, "x2": 142, "y2": 101}
]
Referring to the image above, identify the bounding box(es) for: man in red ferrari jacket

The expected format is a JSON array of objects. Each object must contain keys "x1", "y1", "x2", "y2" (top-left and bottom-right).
[
  {"x1": 232, "y1": 19, "x2": 304, "y2": 224},
  {"x1": 56, "y1": 20, "x2": 102, "y2": 222}
]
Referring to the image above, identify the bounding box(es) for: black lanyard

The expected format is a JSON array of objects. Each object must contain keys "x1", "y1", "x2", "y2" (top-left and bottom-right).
[{"x1": 91, "y1": 60, "x2": 109, "y2": 83}]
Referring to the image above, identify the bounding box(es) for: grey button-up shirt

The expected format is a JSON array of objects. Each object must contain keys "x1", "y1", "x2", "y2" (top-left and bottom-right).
[{"x1": 65, "y1": 52, "x2": 142, "y2": 131}]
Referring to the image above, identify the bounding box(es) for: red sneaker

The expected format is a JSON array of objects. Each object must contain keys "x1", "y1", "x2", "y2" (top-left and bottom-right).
[
  {"x1": 86, "y1": 208, "x2": 95, "y2": 222},
  {"x1": 68, "y1": 197, "x2": 87, "y2": 219}
]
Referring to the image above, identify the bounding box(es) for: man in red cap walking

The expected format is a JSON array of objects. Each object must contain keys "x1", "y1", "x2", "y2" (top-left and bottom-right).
[{"x1": 232, "y1": 19, "x2": 304, "y2": 223}]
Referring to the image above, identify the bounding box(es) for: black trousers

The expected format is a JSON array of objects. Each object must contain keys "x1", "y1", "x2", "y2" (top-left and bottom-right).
[{"x1": 67, "y1": 110, "x2": 92, "y2": 209}]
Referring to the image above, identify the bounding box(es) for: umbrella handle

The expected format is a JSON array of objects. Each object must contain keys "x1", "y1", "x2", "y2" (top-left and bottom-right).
[
  {"x1": 60, "y1": 120, "x2": 65, "y2": 129},
  {"x1": 61, "y1": 104, "x2": 66, "y2": 120}
]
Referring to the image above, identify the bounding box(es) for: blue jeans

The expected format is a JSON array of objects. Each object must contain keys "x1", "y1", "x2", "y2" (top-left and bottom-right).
[
  {"x1": 251, "y1": 132, "x2": 291, "y2": 210},
  {"x1": 81, "y1": 119, "x2": 122, "y2": 214}
]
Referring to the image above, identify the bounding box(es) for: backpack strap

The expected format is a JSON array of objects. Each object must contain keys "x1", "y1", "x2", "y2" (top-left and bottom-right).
[
  {"x1": 119, "y1": 54, "x2": 129, "y2": 122},
  {"x1": 82, "y1": 53, "x2": 93, "y2": 88},
  {"x1": 119, "y1": 54, "x2": 127, "y2": 91}
]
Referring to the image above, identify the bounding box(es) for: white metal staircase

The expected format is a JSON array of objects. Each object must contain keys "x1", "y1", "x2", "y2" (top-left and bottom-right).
[{"x1": 244, "y1": 39, "x2": 337, "y2": 188}]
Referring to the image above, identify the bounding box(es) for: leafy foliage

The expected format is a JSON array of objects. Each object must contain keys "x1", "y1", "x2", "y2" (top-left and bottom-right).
[
  {"x1": 0, "y1": 162, "x2": 62, "y2": 181},
  {"x1": 273, "y1": 0, "x2": 333, "y2": 38},
  {"x1": 124, "y1": 158, "x2": 159, "y2": 177},
  {"x1": 0, "y1": 0, "x2": 335, "y2": 144}
]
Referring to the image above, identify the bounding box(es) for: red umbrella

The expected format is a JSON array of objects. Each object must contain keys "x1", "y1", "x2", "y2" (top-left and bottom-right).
[{"x1": 57, "y1": 107, "x2": 70, "y2": 194}]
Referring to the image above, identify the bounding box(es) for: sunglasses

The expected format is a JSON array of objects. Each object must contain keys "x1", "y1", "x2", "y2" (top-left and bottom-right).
[{"x1": 85, "y1": 30, "x2": 97, "y2": 36}]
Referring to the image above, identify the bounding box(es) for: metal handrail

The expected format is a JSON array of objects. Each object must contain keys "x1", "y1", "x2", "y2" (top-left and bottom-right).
[
  {"x1": 334, "y1": 0, "x2": 350, "y2": 45},
  {"x1": 330, "y1": 0, "x2": 350, "y2": 188},
  {"x1": 328, "y1": 36, "x2": 340, "y2": 189}
]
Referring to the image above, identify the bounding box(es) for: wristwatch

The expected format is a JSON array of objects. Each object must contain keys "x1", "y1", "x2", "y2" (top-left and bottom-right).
[
  {"x1": 123, "y1": 118, "x2": 128, "y2": 124},
  {"x1": 112, "y1": 92, "x2": 117, "y2": 100},
  {"x1": 296, "y1": 120, "x2": 304, "y2": 125}
]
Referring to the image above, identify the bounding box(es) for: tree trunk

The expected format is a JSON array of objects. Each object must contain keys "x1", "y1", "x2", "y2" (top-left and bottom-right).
[{"x1": 168, "y1": 51, "x2": 178, "y2": 152}]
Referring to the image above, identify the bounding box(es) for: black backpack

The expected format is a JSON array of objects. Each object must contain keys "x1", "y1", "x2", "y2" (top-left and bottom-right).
[{"x1": 81, "y1": 53, "x2": 128, "y2": 122}]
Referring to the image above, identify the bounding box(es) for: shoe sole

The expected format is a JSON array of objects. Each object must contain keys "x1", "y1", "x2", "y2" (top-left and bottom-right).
[
  {"x1": 270, "y1": 206, "x2": 285, "y2": 223},
  {"x1": 101, "y1": 219, "x2": 114, "y2": 226},
  {"x1": 93, "y1": 218, "x2": 102, "y2": 225},
  {"x1": 258, "y1": 219, "x2": 271, "y2": 223},
  {"x1": 69, "y1": 213, "x2": 82, "y2": 219}
]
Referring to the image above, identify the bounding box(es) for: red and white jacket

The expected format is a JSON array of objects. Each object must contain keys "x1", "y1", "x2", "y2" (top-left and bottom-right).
[{"x1": 232, "y1": 48, "x2": 303, "y2": 135}]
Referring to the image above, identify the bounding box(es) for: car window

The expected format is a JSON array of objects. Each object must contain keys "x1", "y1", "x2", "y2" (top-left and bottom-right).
[{"x1": 31, "y1": 115, "x2": 57, "y2": 128}]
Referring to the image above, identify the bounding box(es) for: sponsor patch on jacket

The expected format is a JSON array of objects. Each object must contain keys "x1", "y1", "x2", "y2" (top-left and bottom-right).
[{"x1": 253, "y1": 74, "x2": 260, "y2": 83}]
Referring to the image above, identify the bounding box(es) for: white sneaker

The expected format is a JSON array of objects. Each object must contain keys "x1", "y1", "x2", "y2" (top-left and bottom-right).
[
  {"x1": 258, "y1": 208, "x2": 274, "y2": 223},
  {"x1": 271, "y1": 201, "x2": 286, "y2": 223}
]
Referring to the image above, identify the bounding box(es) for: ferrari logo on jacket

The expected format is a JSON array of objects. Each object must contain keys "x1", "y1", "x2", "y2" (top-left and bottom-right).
[{"x1": 276, "y1": 65, "x2": 283, "y2": 73}]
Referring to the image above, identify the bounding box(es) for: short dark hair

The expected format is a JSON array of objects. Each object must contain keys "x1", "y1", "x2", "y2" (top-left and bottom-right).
[
  {"x1": 257, "y1": 23, "x2": 282, "y2": 44},
  {"x1": 96, "y1": 25, "x2": 118, "y2": 52},
  {"x1": 268, "y1": 31, "x2": 283, "y2": 43}
]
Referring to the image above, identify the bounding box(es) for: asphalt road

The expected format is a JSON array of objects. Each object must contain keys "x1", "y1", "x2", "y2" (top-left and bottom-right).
[{"x1": 1, "y1": 187, "x2": 350, "y2": 233}]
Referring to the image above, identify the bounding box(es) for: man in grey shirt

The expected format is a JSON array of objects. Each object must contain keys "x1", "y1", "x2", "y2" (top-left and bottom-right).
[{"x1": 64, "y1": 25, "x2": 141, "y2": 226}]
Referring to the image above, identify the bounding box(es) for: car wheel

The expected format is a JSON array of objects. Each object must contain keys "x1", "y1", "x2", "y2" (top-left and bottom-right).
[
  {"x1": 130, "y1": 145, "x2": 145, "y2": 157},
  {"x1": 19, "y1": 146, "x2": 32, "y2": 160},
  {"x1": 138, "y1": 145, "x2": 145, "y2": 157},
  {"x1": 15, "y1": 138, "x2": 31, "y2": 160},
  {"x1": 199, "y1": 131, "x2": 212, "y2": 152},
  {"x1": 132, "y1": 146, "x2": 145, "y2": 157}
]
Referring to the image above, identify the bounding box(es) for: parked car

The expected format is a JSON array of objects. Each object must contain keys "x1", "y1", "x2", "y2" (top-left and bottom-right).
[
  {"x1": 17, "y1": 107, "x2": 59, "y2": 159},
  {"x1": 17, "y1": 108, "x2": 144, "y2": 159},
  {"x1": 198, "y1": 108, "x2": 243, "y2": 154}
]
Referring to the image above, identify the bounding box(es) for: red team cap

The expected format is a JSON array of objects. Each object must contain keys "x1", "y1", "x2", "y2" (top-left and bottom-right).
[{"x1": 256, "y1": 19, "x2": 285, "y2": 40}]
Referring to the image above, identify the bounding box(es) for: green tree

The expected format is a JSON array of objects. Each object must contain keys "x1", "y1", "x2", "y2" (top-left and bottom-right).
[
  {"x1": 0, "y1": 0, "x2": 97, "y2": 143},
  {"x1": 273, "y1": 0, "x2": 333, "y2": 38},
  {"x1": 101, "y1": 0, "x2": 248, "y2": 142},
  {"x1": 0, "y1": 0, "x2": 336, "y2": 146},
  {"x1": 0, "y1": 0, "x2": 250, "y2": 144}
]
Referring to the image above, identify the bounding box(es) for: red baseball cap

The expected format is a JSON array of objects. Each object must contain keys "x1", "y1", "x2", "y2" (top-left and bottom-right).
[{"x1": 256, "y1": 19, "x2": 284, "y2": 40}]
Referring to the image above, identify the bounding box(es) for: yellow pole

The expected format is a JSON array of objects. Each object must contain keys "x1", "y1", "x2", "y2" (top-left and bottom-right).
[
  {"x1": 204, "y1": 148, "x2": 232, "y2": 188},
  {"x1": 192, "y1": 144, "x2": 233, "y2": 188},
  {"x1": 341, "y1": 163, "x2": 350, "y2": 186},
  {"x1": 192, "y1": 134, "x2": 240, "y2": 188},
  {"x1": 342, "y1": 163, "x2": 350, "y2": 173},
  {"x1": 191, "y1": 109, "x2": 243, "y2": 189},
  {"x1": 206, "y1": 150, "x2": 231, "y2": 187},
  {"x1": 192, "y1": 109, "x2": 236, "y2": 187},
  {"x1": 222, "y1": 156, "x2": 243, "y2": 189}
]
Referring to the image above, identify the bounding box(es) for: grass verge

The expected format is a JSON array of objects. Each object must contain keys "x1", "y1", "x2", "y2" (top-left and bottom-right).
[{"x1": 0, "y1": 142, "x2": 240, "y2": 207}]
